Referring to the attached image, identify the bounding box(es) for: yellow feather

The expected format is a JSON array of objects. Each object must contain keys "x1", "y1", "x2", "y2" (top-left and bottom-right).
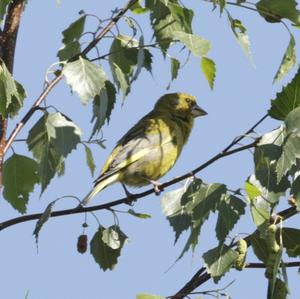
[{"x1": 81, "y1": 173, "x2": 120, "y2": 205}]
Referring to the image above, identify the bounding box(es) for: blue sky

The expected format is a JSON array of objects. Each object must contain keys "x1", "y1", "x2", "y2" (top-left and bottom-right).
[{"x1": 1, "y1": 0, "x2": 300, "y2": 298}]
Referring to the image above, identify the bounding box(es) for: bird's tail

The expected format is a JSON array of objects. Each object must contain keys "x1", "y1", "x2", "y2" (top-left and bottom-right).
[{"x1": 81, "y1": 173, "x2": 119, "y2": 206}]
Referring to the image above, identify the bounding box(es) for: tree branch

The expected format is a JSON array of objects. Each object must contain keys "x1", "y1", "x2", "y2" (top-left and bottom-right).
[
  {"x1": 0, "y1": 0, "x2": 26, "y2": 187},
  {"x1": 3, "y1": 0, "x2": 139, "y2": 156},
  {"x1": 0, "y1": 140, "x2": 258, "y2": 231},
  {"x1": 245, "y1": 261, "x2": 300, "y2": 269}
]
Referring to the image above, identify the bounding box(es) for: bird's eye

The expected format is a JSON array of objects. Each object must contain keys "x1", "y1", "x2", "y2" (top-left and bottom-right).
[{"x1": 185, "y1": 98, "x2": 191, "y2": 104}]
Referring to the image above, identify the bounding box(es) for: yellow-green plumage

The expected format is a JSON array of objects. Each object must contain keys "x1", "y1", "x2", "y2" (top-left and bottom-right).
[{"x1": 82, "y1": 92, "x2": 207, "y2": 205}]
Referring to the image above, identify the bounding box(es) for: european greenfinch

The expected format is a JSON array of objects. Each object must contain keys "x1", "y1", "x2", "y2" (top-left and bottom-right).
[{"x1": 82, "y1": 92, "x2": 207, "y2": 205}]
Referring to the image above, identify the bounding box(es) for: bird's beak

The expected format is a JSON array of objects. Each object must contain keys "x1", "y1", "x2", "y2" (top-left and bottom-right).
[{"x1": 191, "y1": 104, "x2": 207, "y2": 117}]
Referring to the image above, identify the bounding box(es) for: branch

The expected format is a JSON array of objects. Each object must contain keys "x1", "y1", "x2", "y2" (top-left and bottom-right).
[
  {"x1": 3, "y1": 0, "x2": 139, "y2": 156},
  {"x1": 0, "y1": 140, "x2": 257, "y2": 231},
  {"x1": 245, "y1": 261, "x2": 300, "y2": 269}
]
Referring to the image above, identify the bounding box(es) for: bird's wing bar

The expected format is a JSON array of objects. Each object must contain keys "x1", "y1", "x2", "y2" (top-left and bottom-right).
[{"x1": 93, "y1": 135, "x2": 172, "y2": 186}]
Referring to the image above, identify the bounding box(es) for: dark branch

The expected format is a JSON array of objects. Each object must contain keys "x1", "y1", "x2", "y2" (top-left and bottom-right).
[
  {"x1": 3, "y1": 0, "x2": 139, "y2": 156},
  {"x1": 246, "y1": 261, "x2": 300, "y2": 269},
  {"x1": 0, "y1": 140, "x2": 258, "y2": 231}
]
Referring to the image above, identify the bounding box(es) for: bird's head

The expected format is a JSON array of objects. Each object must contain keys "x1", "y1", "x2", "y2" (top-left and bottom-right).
[{"x1": 154, "y1": 92, "x2": 207, "y2": 118}]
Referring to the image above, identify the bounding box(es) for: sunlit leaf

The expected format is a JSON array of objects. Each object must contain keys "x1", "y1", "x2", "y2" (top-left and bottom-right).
[
  {"x1": 273, "y1": 35, "x2": 296, "y2": 83},
  {"x1": 63, "y1": 57, "x2": 107, "y2": 104},
  {"x1": 128, "y1": 209, "x2": 151, "y2": 219},
  {"x1": 227, "y1": 13, "x2": 253, "y2": 63},
  {"x1": 84, "y1": 145, "x2": 95, "y2": 176},
  {"x1": 173, "y1": 31, "x2": 211, "y2": 57},
  {"x1": 201, "y1": 57, "x2": 216, "y2": 89}
]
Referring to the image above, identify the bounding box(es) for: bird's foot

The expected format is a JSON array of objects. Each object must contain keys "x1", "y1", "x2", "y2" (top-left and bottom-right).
[
  {"x1": 150, "y1": 180, "x2": 163, "y2": 195},
  {"x1": 122, "y1": 184, "x2": 137, "y2": 206}
]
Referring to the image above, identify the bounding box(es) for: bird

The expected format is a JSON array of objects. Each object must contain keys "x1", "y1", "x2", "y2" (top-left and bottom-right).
[{"x1": 81, "y1": 92, "x2": 207, "y2": 205}]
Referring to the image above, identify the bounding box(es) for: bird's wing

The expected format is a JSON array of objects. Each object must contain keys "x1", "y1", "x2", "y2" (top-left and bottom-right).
[{"x1": 94, "y1": 112, "x2": 173, "y2": 184}]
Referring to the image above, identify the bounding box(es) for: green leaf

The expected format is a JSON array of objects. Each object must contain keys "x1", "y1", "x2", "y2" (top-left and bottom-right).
[
  {"x1": 180, "y1": 180, "x2": 227, "y2": 257},
  {"x1": 57, "y1": 15, "x2": 86, "y2": 61},
  {"x1": 136, "y1": 294, "x2": 165, "y2": 299},
  {"x1": 202, "y1": 244, "x2": 239, "y2": 283},
  {"x1": 90, "y1": 225, "x2": 128, "y2": 271},
  {"x1": 57, "y1": 41, "x2": 81, "y2": 62},
  {"x1": 268, "y1": 248, "x2": 284, "y2": 299},
  {"x1": 173, "y1": 31, "x2": 211, "y2": 57},
  {"x1": 215, "y1": 195, "x2": 246, "y2": 243},
  {"x1": 245, "y1": 181, "x2": 262, "y2": 200},
  {"x1": 269, "y1": 68, "x2": 300, "y2": 120},
  {"x1": 130, "y1": 1, "x2": 150, "y2": 14},
  {"x1": 167, "y1": 57, "x2": 180, "y2": 89},
  {"x1": 110, "y1": 62, "x2": 130, "y2": 97},
  {"x1": 33, "y1": 200, "x2": 57, "y2": 245},
  {"x1": 109, "y1": 35, "x2": 152, "y2": 75},
  {"x1": 274, "y1": 108, "x2": 300, "y2": 181},
  {"x1": 271, "y1": 279, "x2": 288, "y2": 299},
  {"x1": 90, "y1": 80, "x2": 116, "y2": 139},
  {"x1": 146, "y1": 0, "x2": 193, "y2": 51},
  {"x1": 291, "y1": 176, "x2": 300, "y2": 211},
  {"x1": 128, "y1": 209, "x2": 151, "y2": 219},
  {"x1": 276, "y1": 133, "x2": 300, "y2": 182},
  {"x1": 63, "y1": 57, "x2": 107, "y2": 104},
  {"x1": 167, "y1": 2, "x2": 194, "y2": 33},
  {"x1": 201, "y1": 57, "x2": 216, "y2": 89},
  {"x1": 161, "y1": 185, "x2": 190, "y2": 242},
  {"x1": 254, "y1": 145, "x2": 290, "y2": 204},
  {"x1": 62, "y1": 15, "x2": 86, "y2": 44},
  {"x1": 247, "y1": 176, "x2": 271, "y2": 229},
  {"x1": 46, "y1": 112, "x2": 82, "y2": 157},
  {"x1": 273, "y1": 35, "x2": 296, "y2": 83},
  {"x1": 227, "y1": 14, "x2": 253, "y2": 63},
  {"x1": 256, "y1": 0, "x2": 300, "y2": 24},
  {"x1": 0, "y1": 62, "x2": 26, "y2": 118},
  {"x1": 0, "y1": 0, "x2": 12, "y2": 22},
  {"x1": 27, "y1": 113, "x2": 81, "y2": 193},
  {"x1": 3, "y1": 154, "x2": 39, "y2": 213},
  {"x1": 84, "y1": 145, "x2": 95, "y2": 176},
  {"x1": 282, "y1": 227, "x2": 300, "y2": 257},
  {"x1": 186, "y1": 180, "x2": 226, "y2": 220},
  {"x1": 250, "y1": 233, "x2": 269, "y2": 263},
  {"x1": 170, "y1": 57, "x2": 180, "y2": 81}
]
